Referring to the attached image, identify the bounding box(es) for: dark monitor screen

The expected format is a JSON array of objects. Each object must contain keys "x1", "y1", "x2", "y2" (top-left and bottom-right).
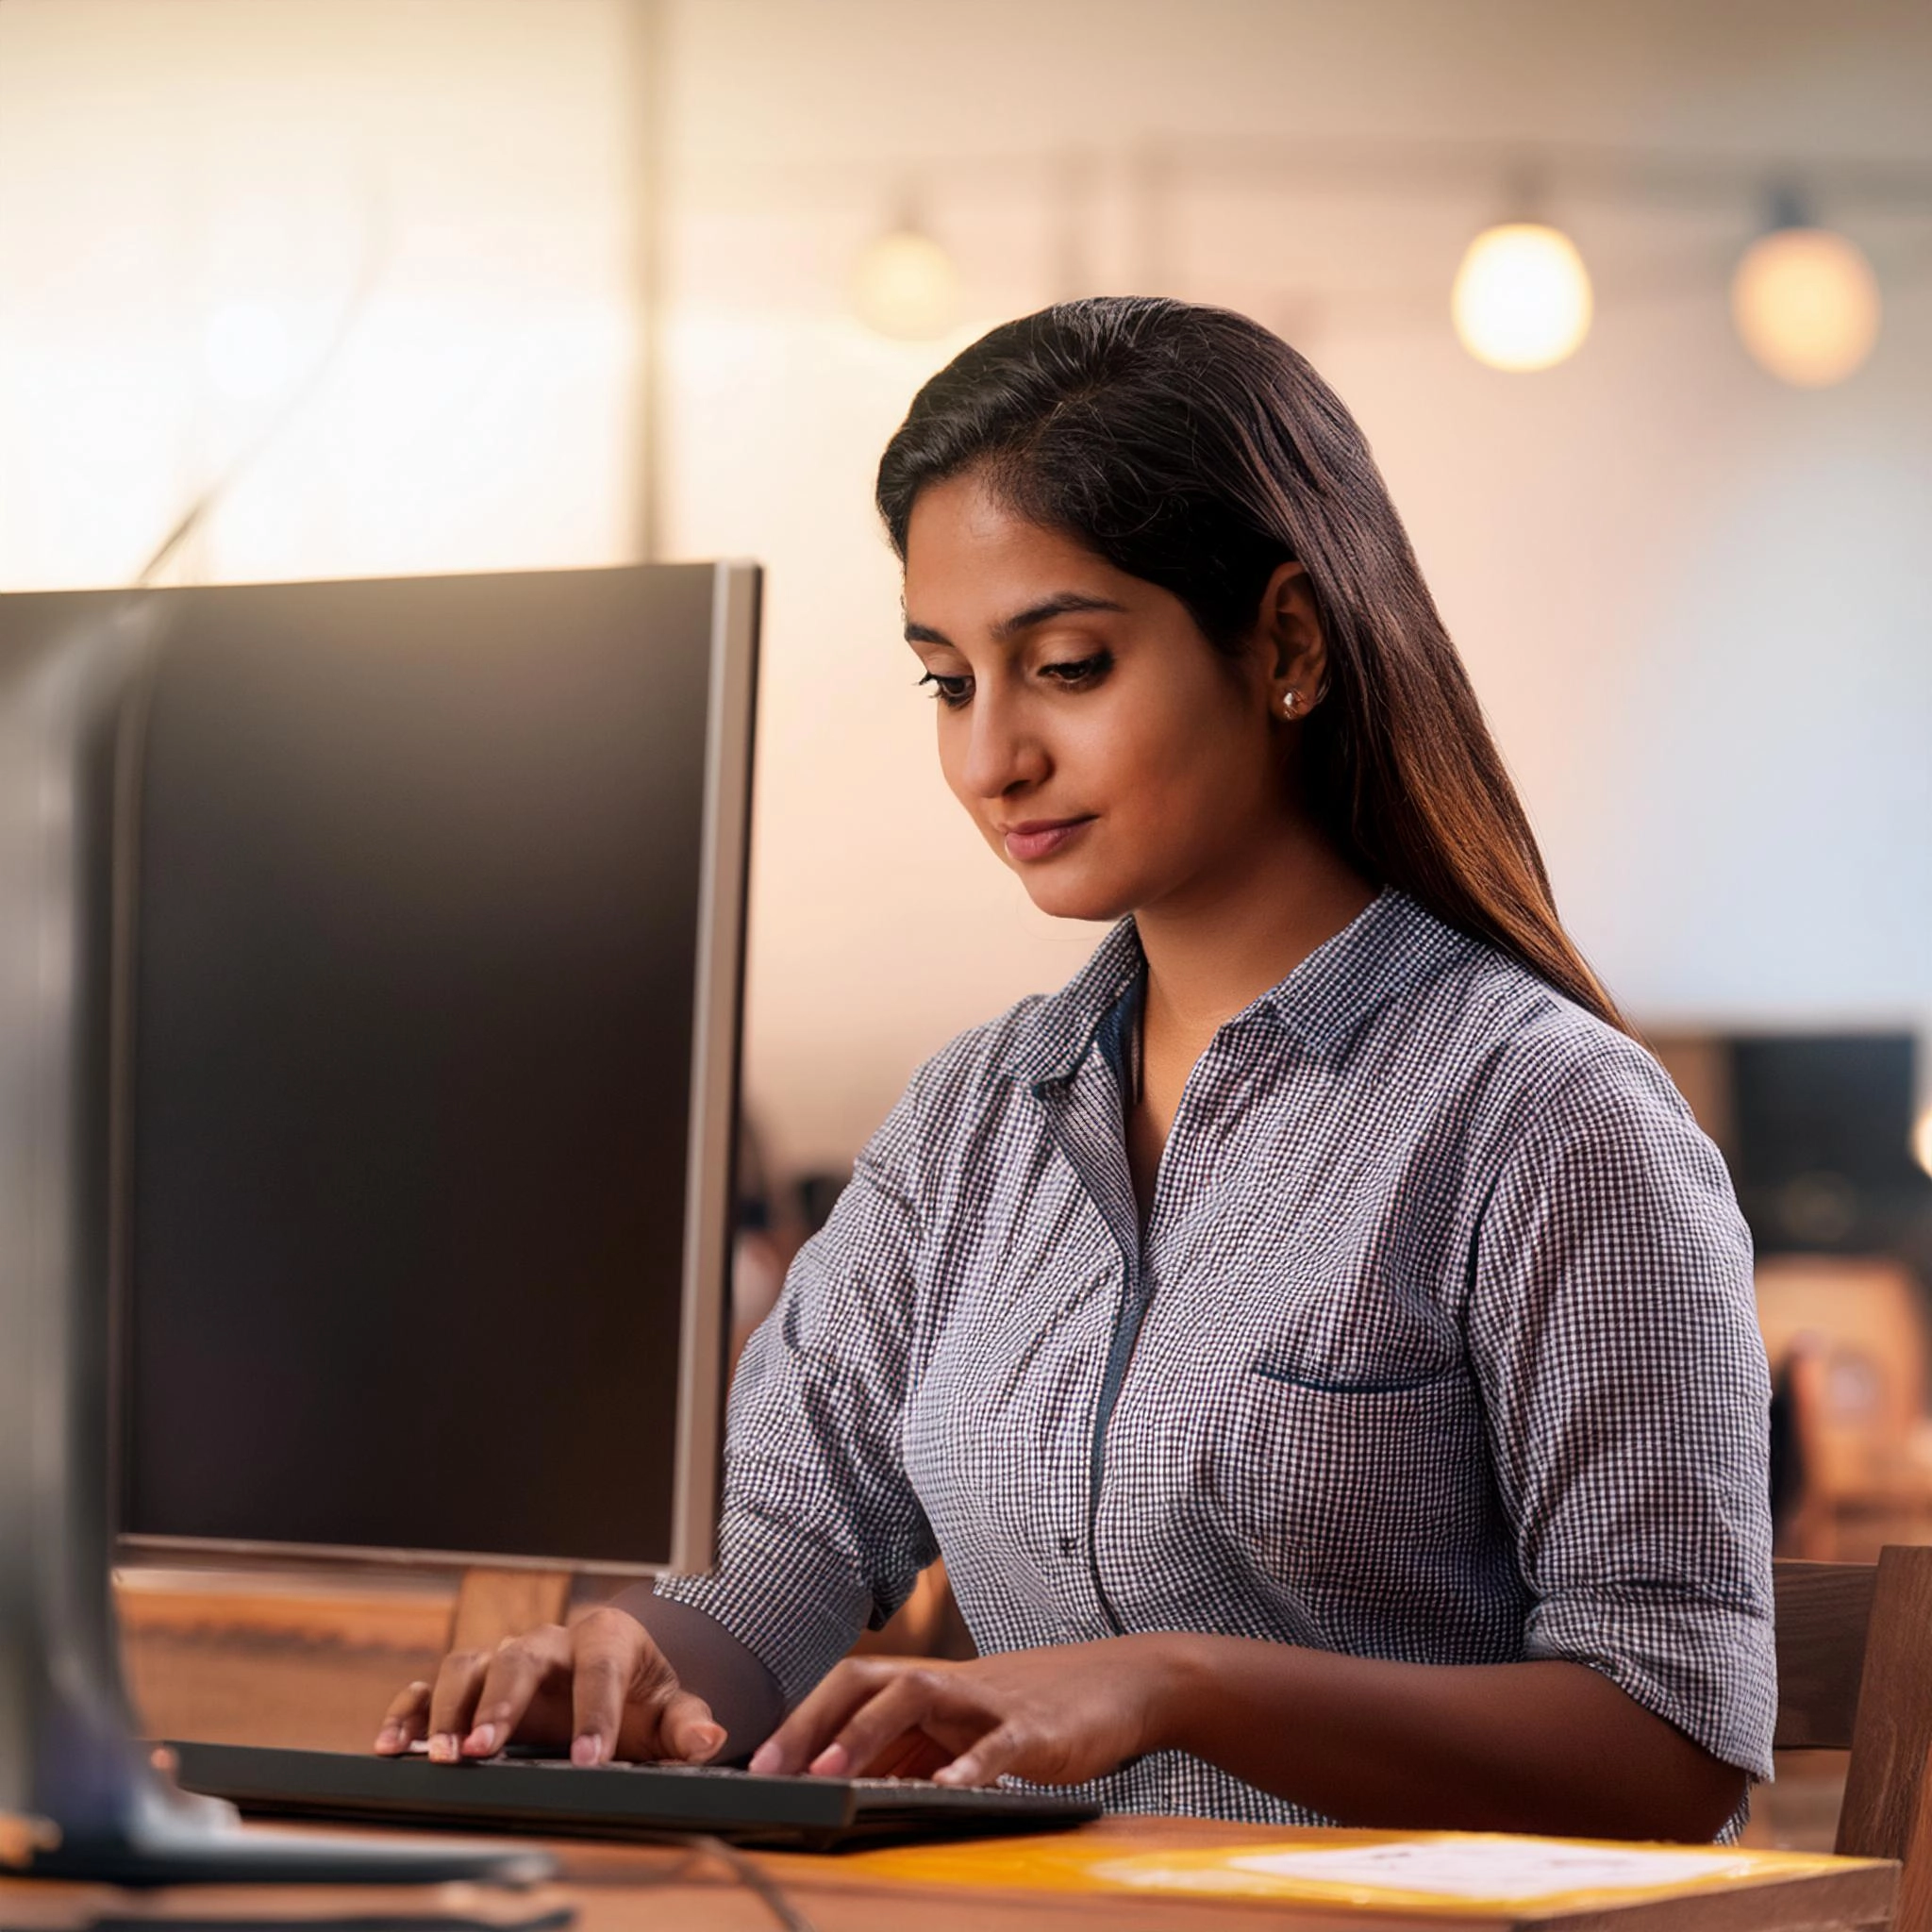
[
  {"x1": 1730, "y1": 1033, "x2": 1919, "y2": 1191},
  {"x1": 108, "y1": 562, "x2": 757, "y2": 1574},
  {"x1": 1727, "y1": 1030, "x2": 1926, "y2": 1255}
]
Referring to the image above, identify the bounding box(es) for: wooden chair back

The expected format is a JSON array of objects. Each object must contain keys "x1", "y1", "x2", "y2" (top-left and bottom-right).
[{"x1": 1777, "y1": 1546, "x2": 1932, "y2": 1929}]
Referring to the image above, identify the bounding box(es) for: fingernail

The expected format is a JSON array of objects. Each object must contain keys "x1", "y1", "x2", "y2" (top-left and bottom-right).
[
  {"x1": 747, "y1": 1742, "x2": 779, "y2": 1775},
  {"x1": 374, "y1": 1725, "x2": 402, "y2": 1754},
  {"x1": 689, "y1": 1723, "x2": 726, "y2": 1761},
  {"x1": 427, "y1": 1733, "x2": 458, "y2": 1764},
  {"x1": 808, "y1": 1743, "x2": 849, "y2": 1777},
  {"x1": 571, "y1": 1732, "x2": 604, "y2": 1768},
  {"x1": 464, "y1": 1723, "x2": 497, "y2": 1756}
]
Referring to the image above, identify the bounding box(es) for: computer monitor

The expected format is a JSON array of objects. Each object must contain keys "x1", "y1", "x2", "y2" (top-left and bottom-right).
[
  {"x1": 108, "y1": 561, "x2": 760, "y2": 1577},
  {"x1": 1727, "y1": 1031, "x2": 1926, "y2": 1253}
]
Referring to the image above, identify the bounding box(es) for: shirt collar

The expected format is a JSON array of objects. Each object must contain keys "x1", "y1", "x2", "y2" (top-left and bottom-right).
[
  {"x1": 995, "y1": 886, "x2": 1476, "y2": 1090},
  {"x1": 997, "y1": 916, "x2": 1147, "y2": 1092}
]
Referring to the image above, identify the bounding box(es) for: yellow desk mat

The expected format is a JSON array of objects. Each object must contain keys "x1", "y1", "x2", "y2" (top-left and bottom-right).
[{"x1": 844, "y1": 1827, "x2": 1883, "y2": 1918}]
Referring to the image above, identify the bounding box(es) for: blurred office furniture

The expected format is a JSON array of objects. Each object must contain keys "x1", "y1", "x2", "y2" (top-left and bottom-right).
[
  {"x1": 1731, "y1": 1034, "x2": 1930, "y2": 1258},
  {"x1": 1651, "y1": 1030, "x2": 1932, "y2": 1559},
  {"x1": 1775, "y1": 1547, "x2": 1932, "y2": 1928},
  {"x1": 1652, "y1": 1030, "x2": 1931, "y2": 1258},
  {"x1": 1757, "y1": 1256, "x2": 1932, "y2": 1559}
]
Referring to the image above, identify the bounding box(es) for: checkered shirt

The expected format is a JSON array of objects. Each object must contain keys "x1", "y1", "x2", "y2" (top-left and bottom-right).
[{"x1": 658, "y1": 886, "x2": 1776, "y2": 1823}]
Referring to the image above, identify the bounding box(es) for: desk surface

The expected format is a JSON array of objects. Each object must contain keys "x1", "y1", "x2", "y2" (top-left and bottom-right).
[
  {"x1": 98, "y1": 1593, "x2": 1897, "y2": 1930},
  {"x1": 0, "y1": 1816, "x2": 1898, "y2": 1932}
]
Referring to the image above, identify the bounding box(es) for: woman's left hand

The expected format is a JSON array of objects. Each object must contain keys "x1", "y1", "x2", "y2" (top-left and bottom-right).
[{"x1": 744, "y1": 1636, "x2": 1182, "y2": 1788}]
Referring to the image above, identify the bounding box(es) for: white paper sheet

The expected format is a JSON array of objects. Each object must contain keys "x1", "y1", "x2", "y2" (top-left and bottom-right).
[{"x1": 1226, "y1": 1839, "x2": 1744, "y2": 1902}]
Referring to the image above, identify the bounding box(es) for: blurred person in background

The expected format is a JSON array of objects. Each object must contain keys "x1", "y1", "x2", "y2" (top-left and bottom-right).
[{"x1": 380, "y1": 298, "x2": 1772, "y2": 1840}]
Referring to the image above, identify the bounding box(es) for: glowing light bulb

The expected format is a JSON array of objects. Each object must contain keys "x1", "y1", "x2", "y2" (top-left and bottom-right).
[
  {"x1": 851, "y1": 228, "x2": 958, "y2": 341},
  {"x1": 1451, "y1": 222, "x2": 1593, "y2": 373},
  {"x1": 202, "y1": 299, "x2": 294, "y2": 400},
  {"x1": 1730, "y1": 225, "x2": 1880, "y2": 387},
  {"x1": 1913, "y1": 1105, "x2": 1932, "y2": 1181}
]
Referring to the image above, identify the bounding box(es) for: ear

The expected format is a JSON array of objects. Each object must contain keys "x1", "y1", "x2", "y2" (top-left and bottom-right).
[{"x1": 1253, "y1": 561, "x2": 1329, "y2": 722}]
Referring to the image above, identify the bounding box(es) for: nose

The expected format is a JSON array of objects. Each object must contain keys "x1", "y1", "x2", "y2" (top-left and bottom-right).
[{"x1": 958, "y1": 687, "x2": 1048, "y2": 802}]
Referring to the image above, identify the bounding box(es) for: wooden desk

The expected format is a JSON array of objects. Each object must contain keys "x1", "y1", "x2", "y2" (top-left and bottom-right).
[
  {"x1": 0, "y1": 1818, "x2": 1898, "y2": 1931},
  {"x1": 98, "y1": 1578, "x2": 1893, "y2": 1928}
]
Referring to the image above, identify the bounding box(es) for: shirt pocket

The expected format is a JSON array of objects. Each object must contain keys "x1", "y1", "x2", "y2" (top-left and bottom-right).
[
  {"x1": 1241, "y1": 1292, "x2": 1463, "y2": 1397},
  {"x1": 1219, "y1": 1351, "x2": 1493, "y2": 1611},
  {"x1": 1246, "y1": 1347, "x2": 1458, "y2": 1397}
]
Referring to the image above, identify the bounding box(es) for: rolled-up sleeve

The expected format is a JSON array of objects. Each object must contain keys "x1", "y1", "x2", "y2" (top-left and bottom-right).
[
  {"x1": 652, "y1": 1080, "x2": 936, "y2": 1707},
  {"x1": 1468, "y1": 1047, "x2": 1776, "y2": 1782}
]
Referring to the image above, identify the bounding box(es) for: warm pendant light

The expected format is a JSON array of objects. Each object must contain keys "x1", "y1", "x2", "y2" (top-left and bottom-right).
[
  {"x1": 1731, "y1": 193, "x2": 1880, "y2": 387},
  {"x1": 1451, "y1": 220, "x2": 1593, "y2": 373},
  {"x1": 851, "y1": 202, "x2": 959, "y2": 341}
]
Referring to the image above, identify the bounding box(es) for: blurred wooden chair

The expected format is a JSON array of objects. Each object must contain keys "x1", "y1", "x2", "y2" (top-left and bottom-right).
[
  {"x1": 1758, "y1": 1255, "x2": 1932, "y2": 1560},
  {"x1": 1777, "y1": 1547, "x2": 1932, "y2": 1928}
]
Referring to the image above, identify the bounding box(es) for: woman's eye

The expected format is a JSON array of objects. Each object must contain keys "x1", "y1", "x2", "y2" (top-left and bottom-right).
[
  {"x1": 917, "y1": 671, "x2": 973, "y2": 708},
  {"x1": 1040, "y1": 653, "x2": 1111, "y2": 688}
]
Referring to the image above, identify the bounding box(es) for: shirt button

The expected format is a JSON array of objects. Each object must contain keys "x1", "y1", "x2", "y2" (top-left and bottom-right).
[{"x1": 1058, "y1": 1533, "x2": 1078, "y2": 1556}]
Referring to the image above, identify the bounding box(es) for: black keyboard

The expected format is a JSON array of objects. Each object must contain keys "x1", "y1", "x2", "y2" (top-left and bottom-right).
[{"x1": 166, "y1": 1741, "x2": 1104, "y2": 1853}]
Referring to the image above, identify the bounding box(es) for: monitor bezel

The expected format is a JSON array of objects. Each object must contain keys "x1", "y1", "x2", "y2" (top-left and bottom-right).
[{"x1": 110, "y1": 558, "x2": 759, "y2": 1580}]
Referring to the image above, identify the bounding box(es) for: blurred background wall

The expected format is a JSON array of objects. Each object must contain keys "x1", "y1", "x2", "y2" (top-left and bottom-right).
[
  {"x1": 2, "y1": 0, "x2": 1927, "y2": 1185},
  {"x1": 658, "y1": 0, "x2": 1932, "y2": 1175},
  {"x1": 0, "y1": 0, "x2": 642, "y2": 586}
]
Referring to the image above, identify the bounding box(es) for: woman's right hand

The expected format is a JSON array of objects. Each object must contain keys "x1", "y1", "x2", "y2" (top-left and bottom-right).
[{"x1": 373, "y1": 1606, "x2": 727, "y2": 1767}]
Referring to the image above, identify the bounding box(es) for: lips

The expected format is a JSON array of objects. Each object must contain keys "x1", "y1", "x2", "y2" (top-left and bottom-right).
[{"x1": 1001, "y1": 816, "x2": 1095, "y2": 862}]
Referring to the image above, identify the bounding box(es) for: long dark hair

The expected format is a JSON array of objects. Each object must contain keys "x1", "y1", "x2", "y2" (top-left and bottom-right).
[{"x1": 874, "y1": 296, "x2": 1630, "y2": 1036}]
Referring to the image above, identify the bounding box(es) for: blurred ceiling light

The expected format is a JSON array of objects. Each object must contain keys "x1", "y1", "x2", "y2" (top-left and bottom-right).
[
  {"x1": 1730, "y1": 197, "x2": 1881, "y2": 387},
  {"x1": 851, "y1": 224, "x2": 958, "y2": 341},
  {"x1": 202, "y1": 299, "x2": 295, "y2": 402},
  {"x1": 1451, "y1": 221, "x2": 1593, "y2": 373},
  {"x1": 1913, "y1": 1105, "x2": 1932, "y2": 1182}
]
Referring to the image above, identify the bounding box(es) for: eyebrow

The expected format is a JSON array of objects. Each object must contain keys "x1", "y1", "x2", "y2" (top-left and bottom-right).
[{"x1": 904, "y1": 591, "x2": 1128, "y2": 648}]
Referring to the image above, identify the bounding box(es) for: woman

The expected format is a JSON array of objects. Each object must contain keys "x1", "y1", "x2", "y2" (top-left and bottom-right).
[{"x1": 376, "y1": 298, "x2": 1774, "y2": 1838}]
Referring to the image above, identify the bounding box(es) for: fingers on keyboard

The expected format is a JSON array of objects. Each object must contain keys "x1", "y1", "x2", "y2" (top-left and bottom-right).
[{"x1": 374, "y1": 1679, "x2": 431, "y2": 1756}]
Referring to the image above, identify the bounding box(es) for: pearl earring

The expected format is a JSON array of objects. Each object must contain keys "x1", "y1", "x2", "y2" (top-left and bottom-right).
[{"x1": 1281, "y1": 689, "x2": 1299, "y2": 718}]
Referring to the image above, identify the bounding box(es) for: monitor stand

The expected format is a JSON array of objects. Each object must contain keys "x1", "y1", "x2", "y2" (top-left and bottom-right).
[
  {"x1": 22, "y1": 1773, "x2": 556, "y2": 1888},
  {"x1": 0, "y1": 610, "x2": 552, "y2": 1889}
]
